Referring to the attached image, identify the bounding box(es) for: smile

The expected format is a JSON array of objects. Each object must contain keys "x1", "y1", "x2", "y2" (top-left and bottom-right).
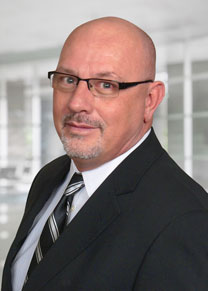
[{"x1": 64, "y1": 121, "x2": 99, "y2": 135}]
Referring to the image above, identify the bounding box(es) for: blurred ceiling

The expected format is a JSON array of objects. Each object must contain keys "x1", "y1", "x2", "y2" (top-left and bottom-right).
[{"x1": 1, "y1": 0, "x2": 208, "y2": 55}]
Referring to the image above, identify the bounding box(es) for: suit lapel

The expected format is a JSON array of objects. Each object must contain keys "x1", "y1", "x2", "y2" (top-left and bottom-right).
[
  {"x1": 24, "y1": 129, "x2": 164, "y2": 290},
  {"x1": 24, "y1": 178, "x2": 120, "y2": 290}
]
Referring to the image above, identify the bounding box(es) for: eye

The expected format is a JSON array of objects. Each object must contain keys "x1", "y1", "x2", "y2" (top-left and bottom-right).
[
  {"x1": 98, "y1": 80, "x2": 118, "y2": 91},
  {"x1": 91, "y1": 79, "x2": 119, "y2": 96},
  {"x1": 101, "y1": 81, "x2": 114, "y2": 89},
  {"x1": 102, "y1": 82, "x2": 111, "y2": 89},
  {"x1": 62, "y1": 76, "x2": 76, "y2": 85},
  {"x1": 54, "y1": 74, "x2": 78, "y2": 90}
]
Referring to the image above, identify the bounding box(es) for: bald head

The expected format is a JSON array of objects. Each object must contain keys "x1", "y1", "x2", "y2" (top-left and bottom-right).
[
  {"x1": 59, "y1": 17, "x2": 156, "y2": 80},
  {"x1": 53, "y1": 16, "x2": 165, "y2": 170}
]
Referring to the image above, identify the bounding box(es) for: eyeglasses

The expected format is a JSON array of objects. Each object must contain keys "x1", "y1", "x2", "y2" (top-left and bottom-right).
[{"x1": 48, "y1": 71, "x2": 153, "y2": 98}]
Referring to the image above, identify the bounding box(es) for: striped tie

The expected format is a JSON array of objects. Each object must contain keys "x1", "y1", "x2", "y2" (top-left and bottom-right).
[{"x1": 25, "y1": 173, "x2": 84, "y2": 282}]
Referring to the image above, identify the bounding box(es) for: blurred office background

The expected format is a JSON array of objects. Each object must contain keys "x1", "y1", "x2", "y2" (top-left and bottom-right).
[{"x1": 1, "y1": 0, "x2": 208, "y2": 283}]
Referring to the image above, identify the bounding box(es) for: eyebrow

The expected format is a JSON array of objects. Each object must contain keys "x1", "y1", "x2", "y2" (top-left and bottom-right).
[
  {"x1": 56, "y1": 67, "x2": 122, "y2": 81},
  {"x1": 56, "y1": 67, "x2": 75, "y2": 74},
  {"x1": 94, "y1": 72, "x2": 122, "y2": 80}
]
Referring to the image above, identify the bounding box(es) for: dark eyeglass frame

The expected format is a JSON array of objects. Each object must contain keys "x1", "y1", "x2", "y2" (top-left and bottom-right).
[{"x1": 48, "y1": 71, "x2": 153, "y2": 91}]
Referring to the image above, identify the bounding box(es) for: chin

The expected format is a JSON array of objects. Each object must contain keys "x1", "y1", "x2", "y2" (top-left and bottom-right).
[{"x1": 61, "y1": 134, "x2": 103, "y2": 160}]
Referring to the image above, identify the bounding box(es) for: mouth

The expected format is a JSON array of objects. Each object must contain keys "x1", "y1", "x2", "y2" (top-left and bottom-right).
[{"x1": 64, "y1": 121, "x2": 99, "y2": 135}]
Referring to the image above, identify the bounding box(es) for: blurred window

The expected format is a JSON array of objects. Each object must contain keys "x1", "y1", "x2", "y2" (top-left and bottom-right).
[
  {"x1": 167, "y1": 61, "x2": 208, "y2": 190},
  {"x1": 168, "y1": 82, "x2": 184, "y2": 114},
  {"x1": 193, "y1": 79, "x2": 208, "y2": 112}
]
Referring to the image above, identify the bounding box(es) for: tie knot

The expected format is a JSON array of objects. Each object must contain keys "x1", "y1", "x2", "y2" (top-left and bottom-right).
[
  {"x1": 70, "y1": 172, "x2": 83, "y2": 184},
  {"x1": 64, "y1": 173, "x2": 84, "y2": 196}
]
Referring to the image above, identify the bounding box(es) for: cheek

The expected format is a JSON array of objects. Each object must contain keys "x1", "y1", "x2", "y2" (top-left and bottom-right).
[
  {"x1": 53, "y1": 91, "x2": 63, "y2": 113},
  {"x1": 113, "y1": 98, "x2": 145, "y2": 124},
  {"x1": 109, "y1": 98, "x2": 145, "y2": 137},
  {"x1": 98, "y1": 102, "x2": 133, "y2": 139},
  {"x1": 53, "y1": 91, "x2": 69, "y2": 119},
  {"x1": 53, "y1": 94, "x2": 65, "y2": 135}
]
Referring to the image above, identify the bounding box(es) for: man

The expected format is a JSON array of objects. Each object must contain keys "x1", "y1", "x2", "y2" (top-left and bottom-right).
[{"x1": 2, "y1": 17, "x2": 208, "y2": 291}]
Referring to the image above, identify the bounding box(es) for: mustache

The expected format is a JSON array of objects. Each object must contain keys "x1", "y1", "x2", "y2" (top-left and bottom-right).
[{"x1": 62, "y1": 113, "x2": 105, "y2": 131}]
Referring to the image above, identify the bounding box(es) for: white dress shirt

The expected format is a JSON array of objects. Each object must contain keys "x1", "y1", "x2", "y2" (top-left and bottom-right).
[{"x1": 11, "y1": 129, "x2": 150, "y2": 291}]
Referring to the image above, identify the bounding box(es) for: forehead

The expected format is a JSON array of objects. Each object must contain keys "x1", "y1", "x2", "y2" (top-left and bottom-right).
[{"x1": 58, "y1": 25, "x2": 145, "y2": 79}]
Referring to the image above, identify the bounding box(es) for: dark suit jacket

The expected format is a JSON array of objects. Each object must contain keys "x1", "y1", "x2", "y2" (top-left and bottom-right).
[{"x1": 2, "y1": 129, "x2": 208, "y2": 291}]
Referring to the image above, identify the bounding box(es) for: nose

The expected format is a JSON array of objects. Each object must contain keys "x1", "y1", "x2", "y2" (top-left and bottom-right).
[
  {"x1": 66, "y1": 81, "x2": 94, "y2": 114},
  {"x1": 77, "y1": 78, "x2": 91, "y2": 91}
]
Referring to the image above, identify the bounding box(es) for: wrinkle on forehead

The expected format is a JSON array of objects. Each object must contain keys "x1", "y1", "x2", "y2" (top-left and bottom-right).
[{"x1": 59, "y1": 17, "x2": 156, "y2": 80}]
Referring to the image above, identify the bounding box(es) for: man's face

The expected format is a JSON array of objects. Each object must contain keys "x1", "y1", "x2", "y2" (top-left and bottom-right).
[{"x1": 53, "y1": 26, "x2": 153, "y2": 170}]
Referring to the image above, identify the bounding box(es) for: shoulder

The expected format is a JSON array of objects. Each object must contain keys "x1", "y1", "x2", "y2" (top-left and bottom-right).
[
  {"x1": 149, "y1": 150, "x2": 208, "y2": 209},
  {"x1": 36, "y1": 155, "x2": 70, "y2": 177},
  {"x1": 30, "y1": 155, "x2": 70, "y2": 186},
  {"x1": 127, "y1": 130, "x2": 208, "y2": 223},
  {"x1": 25, "y1": 155, "x2": 71, "y2": 208},
  {"x1": 33, "y1": 154, "x2": 70, "y2": 186}
]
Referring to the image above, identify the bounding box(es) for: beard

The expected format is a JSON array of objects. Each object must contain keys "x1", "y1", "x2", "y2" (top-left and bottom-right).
[
  {"x1": 61, "y1": 133, "x2": 103, "y2": 159},
  {"x1": 60, "y1": 113, "x2": 105, "y2": 160}
]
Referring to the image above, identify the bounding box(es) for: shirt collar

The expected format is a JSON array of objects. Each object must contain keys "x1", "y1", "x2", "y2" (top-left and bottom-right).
[{"x1": 70, "y1": 129, "x2": 151, "y2": 198}]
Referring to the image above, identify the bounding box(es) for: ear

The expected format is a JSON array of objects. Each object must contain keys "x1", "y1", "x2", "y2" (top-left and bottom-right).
[{"x1": 144, "y1": 81, "x2": 165, "y2": 123}]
